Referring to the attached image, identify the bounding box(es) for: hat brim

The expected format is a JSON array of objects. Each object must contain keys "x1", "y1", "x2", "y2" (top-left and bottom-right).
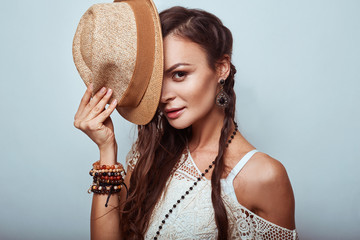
[{"x1": 117, "y1": 0, "x2": 163, "y2": 125}]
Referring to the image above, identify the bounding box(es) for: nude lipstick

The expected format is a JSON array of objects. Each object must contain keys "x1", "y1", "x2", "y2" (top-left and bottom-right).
[{"x1": 165, "y1": 107, "x2": 185, "y2": 119}]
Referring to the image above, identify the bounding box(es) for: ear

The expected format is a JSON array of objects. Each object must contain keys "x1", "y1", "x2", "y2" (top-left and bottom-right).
[{"x1": 215, "y1": 54, "x2": 231, "y2": 82}]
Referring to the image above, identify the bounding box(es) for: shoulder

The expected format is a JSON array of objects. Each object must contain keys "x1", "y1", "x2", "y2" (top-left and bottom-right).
[
  {"x1": 233, "y1": 152, "x2": 296, "y2": 230},
  {"x1": 246, "y1": 152, "x2": 290, "y2": 187}
]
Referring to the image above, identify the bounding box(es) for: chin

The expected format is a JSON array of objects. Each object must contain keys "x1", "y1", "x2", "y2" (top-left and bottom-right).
[{"x1": 166, "y1": 118, "x2": 192, "y2": 130}]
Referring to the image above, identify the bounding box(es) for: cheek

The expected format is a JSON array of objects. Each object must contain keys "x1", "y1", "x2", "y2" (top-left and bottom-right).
[{"x1": 185, "y1": 76, "x2": 218, "y2": 111}]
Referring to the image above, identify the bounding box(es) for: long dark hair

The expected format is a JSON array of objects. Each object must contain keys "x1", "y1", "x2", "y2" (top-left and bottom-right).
[{"x1": 121, "y1": 6, "x2": 236, "y2": 239}]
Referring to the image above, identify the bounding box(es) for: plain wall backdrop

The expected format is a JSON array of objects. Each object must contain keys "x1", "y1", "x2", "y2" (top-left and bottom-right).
[{"x1": 0, "y1": 0, "x2": 359, "y2": 239}]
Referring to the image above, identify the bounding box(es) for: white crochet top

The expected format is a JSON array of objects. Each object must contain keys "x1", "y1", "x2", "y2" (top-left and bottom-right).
[{"x1": 126, "y1": 146, "x2": 299, "y2": 240}]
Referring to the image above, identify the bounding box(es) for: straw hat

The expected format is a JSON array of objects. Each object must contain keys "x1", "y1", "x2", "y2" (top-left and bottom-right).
[{"x1": 72, "y1": 0, "x2": 163, "y2": 125}]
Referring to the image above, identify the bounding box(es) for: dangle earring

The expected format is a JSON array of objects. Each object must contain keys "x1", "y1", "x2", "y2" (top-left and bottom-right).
[{"x1": 216, "y1": 79, "x2": 229, "y2": 108}]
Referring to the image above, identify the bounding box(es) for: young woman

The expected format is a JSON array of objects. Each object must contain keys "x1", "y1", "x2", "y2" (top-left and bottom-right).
[{"x1": 74, "y1": 6, "x2": 298, "y2": 240}]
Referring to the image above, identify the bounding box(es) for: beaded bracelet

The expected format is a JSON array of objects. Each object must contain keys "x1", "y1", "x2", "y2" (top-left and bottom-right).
[
  {"x1": 93, "y1": 177, "x2": 123, "y2": 185},
  {"x1": 92, "y1": 161, "x2": 124, "y2": 170},
  {"x1": 89, "y1": 170, "x2": 125, "y2": 178},
  {"x1": 89, "y1": 184, "x2": 122, "y2": 194},
  {"x1": 88, "y1": 161, "x2": 128, "y2": 207},
  {"x1": 89, "y1": 181, "x2": 129, "y2": 207},
  {"x1": 90, "y1": 163, "x2": 125, "y2": 180}
]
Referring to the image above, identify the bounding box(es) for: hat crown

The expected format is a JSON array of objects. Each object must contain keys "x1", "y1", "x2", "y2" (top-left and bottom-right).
[{"x1": 76, "y1": 3, "x2": 137, "y2": 101}]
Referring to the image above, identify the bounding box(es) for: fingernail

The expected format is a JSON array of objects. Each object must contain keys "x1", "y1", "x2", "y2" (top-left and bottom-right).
[
  {"x1": 112, "y1": 99, "x2": 117, "y2": 105},
  {"x1": 100, "y1": 87, "x2": 106, "y2": 94},
  {"x1": 89, "y1": 83, "x2": 93, "y2": 90},
  {"x1": 106, "y1": 88, "x2": 113, "y2": 95}
]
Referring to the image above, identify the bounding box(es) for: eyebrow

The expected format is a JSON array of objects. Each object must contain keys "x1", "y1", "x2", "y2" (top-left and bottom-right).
[{"x1": 164, "y1": 63, "x2": 192, "y2": 74}]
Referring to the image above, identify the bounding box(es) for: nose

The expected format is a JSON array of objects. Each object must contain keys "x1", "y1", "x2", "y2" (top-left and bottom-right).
[{"x1": 160, "y1": 78, "x2": 175, "y2": 104}]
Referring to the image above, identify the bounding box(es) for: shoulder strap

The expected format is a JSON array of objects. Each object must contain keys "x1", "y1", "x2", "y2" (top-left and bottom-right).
[{"x1": 226, "y1": 149, "x2": 258, "y2": 182}]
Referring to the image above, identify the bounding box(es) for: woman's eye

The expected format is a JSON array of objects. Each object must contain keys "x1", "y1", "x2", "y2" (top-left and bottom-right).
[{"x1": 172, "y1": 71, "x2": 187, "y2": 81}]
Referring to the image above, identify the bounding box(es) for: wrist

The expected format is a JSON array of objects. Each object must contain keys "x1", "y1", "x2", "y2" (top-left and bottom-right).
[{"x1": 99, "y1": 141, "x2": 117, "y2": 165}]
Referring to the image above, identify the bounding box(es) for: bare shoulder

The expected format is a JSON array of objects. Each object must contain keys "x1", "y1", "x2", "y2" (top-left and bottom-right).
[
  {"x1": 247, "y1": 152, "x2": 290, "y2": 186},
  {"x1": 233, "y1": 152, "x2": 296, "y2": 230}
]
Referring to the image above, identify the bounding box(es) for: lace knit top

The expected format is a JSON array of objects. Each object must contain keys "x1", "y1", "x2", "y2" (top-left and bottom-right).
[{"x1": 126, "y1": 145, "x2": 299, "y2": 240}]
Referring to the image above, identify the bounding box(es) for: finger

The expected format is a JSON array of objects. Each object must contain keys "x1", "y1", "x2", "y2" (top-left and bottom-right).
[
  {"x1": 79, "y1": 86, "x2": 108, "y2": 119},
  {"x1": 75, "y1": 84, "x2": 93, "y2": 119},
  {"x1": 86, "y1": 88, "x2": 114, "y2": 120},
  {"x1": 95, "y1": 98, "x2": 118, "y2": 123}
]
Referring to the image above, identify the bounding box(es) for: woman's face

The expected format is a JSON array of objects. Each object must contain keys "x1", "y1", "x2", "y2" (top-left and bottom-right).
[{"x1": 160, "y1": 34, "x2": 221, "y2": 129}]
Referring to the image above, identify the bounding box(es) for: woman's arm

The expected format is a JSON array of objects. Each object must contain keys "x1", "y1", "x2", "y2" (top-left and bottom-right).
[
  {"x1": 90, "y1": 143, "x2": 121, "y2": 240},
  {"x1": 74, "y1": 84, "x2": 126, "y2": 239},
  {"x1": 90, "y1": 145, "x2": 133, "y2": 240}
]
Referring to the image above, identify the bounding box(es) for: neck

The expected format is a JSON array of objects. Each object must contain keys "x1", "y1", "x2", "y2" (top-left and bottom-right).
[{"x1": 188, "y1": 108, "x2": 226, "y2": 152}]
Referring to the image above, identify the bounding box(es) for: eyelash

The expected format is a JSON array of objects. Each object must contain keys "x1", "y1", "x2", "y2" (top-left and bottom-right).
[{"x1": 172, "y1": 71, "x2": 187, "y2": 81}]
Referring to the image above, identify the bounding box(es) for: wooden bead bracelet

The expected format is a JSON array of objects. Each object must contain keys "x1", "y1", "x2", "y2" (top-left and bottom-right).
[
  {"x1": 89, "y1": 161, "x2": 128, "y2": 207},
  {"x1": 93, "y1": 176, "x2": 123, "y2": 185},
  {"x1": 89, "y1": 184, "x2": 122, "y2": 194},
  {"x1": 89, "y1": 169, "x2": 125, "y2": 178},
  {"x1": 92, "y1": 161, "x2": 124, "y2": 170}
]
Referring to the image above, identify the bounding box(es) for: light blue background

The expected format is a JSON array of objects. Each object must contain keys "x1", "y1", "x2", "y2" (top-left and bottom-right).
[{"x1": 0, "y1": 0, "x2": 359, "y2": 239}]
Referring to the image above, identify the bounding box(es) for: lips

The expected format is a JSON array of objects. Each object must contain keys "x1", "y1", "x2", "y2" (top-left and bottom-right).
[{"x1": 165, "y1": 107, "x2": 185, "y2": 119}]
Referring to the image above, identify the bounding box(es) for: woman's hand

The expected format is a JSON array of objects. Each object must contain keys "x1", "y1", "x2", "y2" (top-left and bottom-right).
[{"x1": 74, "y1": 84, "x2": 118, "y2": 152}]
